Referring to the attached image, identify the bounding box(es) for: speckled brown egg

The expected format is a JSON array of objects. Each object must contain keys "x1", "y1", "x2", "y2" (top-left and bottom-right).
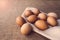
[
  {"x1": 16, "y1": 16, "x2": 25, "y2": 26},
  {"x1": 31, "y1": 8, "x2": 40, "y2": 15},
  {"x1": 21, "y1": 23, "x2": 32, "y2": 35},
  {"x1": 24, "y1": 10, "x2": 33, "y2": 17},
  {"x1": 35, "y1": 20, "x2": 48, "y2": 30},
  {"x1": 38, "y1": 12, "x2": 47, "y2": 20},
  {"x1": 47, "y1": 16, "x2": 57, "y2": 26},
  {"x1": 27, "y1": 15, "x2": 37, "y2": 23}
]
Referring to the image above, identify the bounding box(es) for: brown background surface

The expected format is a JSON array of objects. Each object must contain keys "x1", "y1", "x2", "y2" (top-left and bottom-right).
[{"x1": 0, "y1": 0, "x2": 60, "y2": 40}]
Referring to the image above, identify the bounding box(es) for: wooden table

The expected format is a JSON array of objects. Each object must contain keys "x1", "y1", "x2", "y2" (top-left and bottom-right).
[{"x1": 0, "y1": 0, "x2": 60, "y2": 40}]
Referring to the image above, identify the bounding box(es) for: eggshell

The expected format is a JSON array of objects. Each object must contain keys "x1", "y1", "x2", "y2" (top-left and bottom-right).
[
  {"x1": 21, "y1": 23, "x2": 32, "y2": 35},
  {"x1": 47, "y1": 12, "x2": 58, "y2": 19},
  {"x1": 35, "y1": 20, "x2": 48, "y2": 30},
  {"x1": 38, "y1": 12, "x2": 47, "y2": 20},
  {"x1": 27, "y1": 15, "x2": 37, "y2": 23},
  {"x1": 16, "y1": 16, "x2": 25, "y2": 26},
  {"x1": 31, "y1": 8, "x2": 40, "y2": 15},
  {"x1": 47, "y1": 16, "x2": 57, "y2": 26},
  {"x1": 24, "y1": 10, "x2": 33, "y2": 17}
]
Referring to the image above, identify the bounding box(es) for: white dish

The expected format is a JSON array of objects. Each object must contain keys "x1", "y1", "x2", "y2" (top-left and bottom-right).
[{"x1": 21, "y1": 7, "x2": 60, "y2": 40}]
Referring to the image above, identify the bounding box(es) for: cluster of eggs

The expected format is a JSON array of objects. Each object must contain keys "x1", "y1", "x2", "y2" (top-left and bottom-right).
[
  {"x1": 16, "y1": 16, "x2": 32, "y2": 35},
  {"x1": 16, "y1": 8, "x2": 58, "y2": 35}
]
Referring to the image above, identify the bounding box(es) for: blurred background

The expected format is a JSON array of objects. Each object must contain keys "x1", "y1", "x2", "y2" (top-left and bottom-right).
[{"x1": 0, "y1": 0, "x2": 60, "y2": 40}]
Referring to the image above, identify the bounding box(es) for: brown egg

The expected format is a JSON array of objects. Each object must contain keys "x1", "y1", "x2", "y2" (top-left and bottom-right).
[
  {"x1": 38, "y1": 12, "x2": 47, "y2": 20},
  {"x1": 16, "y1": 16, "x2": 25, "y2": 26},
  {"x1": 27, "y1": 15, "x2": 37, "y2": 23},
  {"x1": 24, "y1": 10, "x2": 33, "y2": 17},
  {"x1": 21, "y1": 23, "x2": 32, "y2": 35},
  {"x1": 47, "y1": 12, "x2": 58, "y2": 19},
  {"x1": 31, "y1": 8, "x2": 40, "y2": 15},
  {"x1": 35, "y1": 20, "x2": 48, "y2": 30},
  {"x1": 47, "y1": 16, "x2": 57, "y2": 26}
]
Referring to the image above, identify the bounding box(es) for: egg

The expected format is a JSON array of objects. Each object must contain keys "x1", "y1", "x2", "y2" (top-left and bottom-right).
[
  {"x1": 47, "y1": 12, "x2": 58, "y2": 19},
  {"x1": 21, "y1": 23, "x2": 32, "y2": 35},
  {"x1": 31, "y1": 8, "x2": 40, "y2": 15},
  {"x1": 27, "y1": 15, "x2": 37, "y2": 23},
  {"x1": 16, "y1": 16, "x2": 25, "y2": 26},
  {"x1": 24, "y1": 10, "x2": 33, "y2": 17},
  {"x1": 47, "y1": 16, "x2": 57, "y2": 26},
  {"x1": 38, "y1": 12, "x2": 47, "y2": 20},
  {"x1": 35, "y1": 20, "x2": 48, "y2": 30}
]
